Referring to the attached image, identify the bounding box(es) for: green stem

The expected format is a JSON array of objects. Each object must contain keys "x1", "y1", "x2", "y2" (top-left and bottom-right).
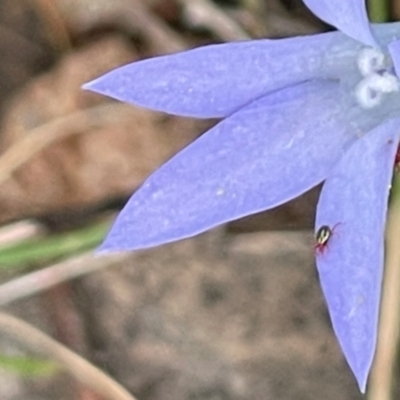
[
  {"x1": 368, "y1": 0, "x2": 389, "y2": 23},
  {"x1": 0, "y1": 354, "x2": 59, "y2": 377},
  {"x1": 0, "y1": 219, "x2": 110, "y2": 270}
]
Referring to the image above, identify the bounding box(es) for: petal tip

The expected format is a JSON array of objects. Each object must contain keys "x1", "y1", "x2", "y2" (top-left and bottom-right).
[
  {"x1": 81, "y1": 81, "x2": 93, "y2": 92},
  {"x1": 95, "y1": 243, "x2": 116, "y2": 254},
  {"x1": 354, "y1": 365, "x2": 369, "y2": 394},
  {"x1": 81, "y1": 77, "x2": 108, "y2": 95}
]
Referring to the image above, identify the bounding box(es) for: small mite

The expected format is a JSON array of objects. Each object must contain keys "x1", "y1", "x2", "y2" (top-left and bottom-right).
[{"x1": 314, "y1": 223, "x2": 341, "y2": 255}]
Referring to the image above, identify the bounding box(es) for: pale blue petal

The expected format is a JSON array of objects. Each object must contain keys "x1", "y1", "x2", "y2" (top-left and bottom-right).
[
  {"x1": 373, "y1": 21, "x2": 400, "y2": 44},
  {"x1": 315, "y1": 117, "x2": 400, "y2": 392},
  {"x1": 82, "y1": 22, "x2": 400, "y2": 119},
  {"x1": 84, "y1": 31, "x2": 356, "y2": 118},
  {"x1": 303, "y1": 0, "x2": 377, "y2": 47},
  {"x1": 99, "y1": 81, "x2": 383, "y2": 252},
  {"x1": 374, "y1": 22, "x2": 400, "y2": 51},
  {"x1": 388, "y1": 38, "x2": 400, "y2": 77}
]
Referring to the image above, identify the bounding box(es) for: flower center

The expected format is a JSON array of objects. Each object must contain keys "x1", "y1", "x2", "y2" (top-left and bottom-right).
[{"x1": 355, "y1": 48, "x2": 400, "y2": 109}]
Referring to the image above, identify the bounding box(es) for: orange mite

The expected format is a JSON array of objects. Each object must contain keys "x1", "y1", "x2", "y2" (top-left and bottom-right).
[{"x1": 314, "y1": 223, "x2": 340, "y2": 255}]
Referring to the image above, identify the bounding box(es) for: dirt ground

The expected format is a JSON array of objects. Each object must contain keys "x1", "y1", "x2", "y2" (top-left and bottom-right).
[{"x1": 3, "y1": 229, "x2": 362, "y2": 400}]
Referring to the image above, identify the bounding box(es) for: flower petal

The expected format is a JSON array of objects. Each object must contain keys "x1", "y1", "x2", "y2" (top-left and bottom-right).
[
  {"x1": 84, "y1": 31, "x2": 355, "y2": 118},
  {"x1": 99, "y1": 80, "x2": 384, "y2": 252},
  {"x1": 388, "y1": 38, "x2": 400, "y2": 77},
  {"x1": 303, "y1": 0, "x2": 376, "y2": 47},
  {"x1": 314, "y1": 118, "x2": 400, "y2": 391},
  {"x1": 82, "y1": 23, "x2": 400, "y2": 119}
]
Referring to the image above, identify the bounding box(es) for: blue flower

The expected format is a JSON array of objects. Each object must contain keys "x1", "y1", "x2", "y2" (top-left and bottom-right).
[{"x1": 83, "y1": 0, "x2": 400, "y2": 392}]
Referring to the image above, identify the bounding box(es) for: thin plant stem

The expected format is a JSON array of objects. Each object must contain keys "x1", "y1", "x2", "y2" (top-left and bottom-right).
[
  {"x1": 367, "y1": 170, "x2": 400, "y2": 399},
  {"x1": 0, "y1": 219, "x2": 110, "y2": 270},
  {"x1": 0, "y1": 251, "x2": 130, "y2": 305},
  {"x1": 368, "y1": 0, "x2": 389, "y2": 22},
  {"x1": 0, "y1": 312, "x2": 137, "y2": 400}
]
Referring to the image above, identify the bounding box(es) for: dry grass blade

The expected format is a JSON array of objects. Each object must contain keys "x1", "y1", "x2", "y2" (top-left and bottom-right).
[
  {"x1": 122, "y1": 0, "x2": 187, "y2": 52},
  {"x1": 0, "y1": 103, "x2": 125, "y2": 188},
  {"x1": 178, "y1": 0, "x2": 250, "y2": 41},
  {"x1": 0, "y1": 312, "x2": 137, "y2": 400},
  {"x1": 0, "y1": 251, "x2": 131, "y2": 305},
  {"x1": 0, "y1": 220, "x2": 44, "y2": 247},
  {"x1": 57, "y1": 0, "x2": 186, "y2": 53}
]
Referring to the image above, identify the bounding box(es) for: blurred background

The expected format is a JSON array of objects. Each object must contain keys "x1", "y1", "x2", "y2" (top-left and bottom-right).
[{"x1": 0, "y1": 0, "x2": 397, "y2": 399}]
